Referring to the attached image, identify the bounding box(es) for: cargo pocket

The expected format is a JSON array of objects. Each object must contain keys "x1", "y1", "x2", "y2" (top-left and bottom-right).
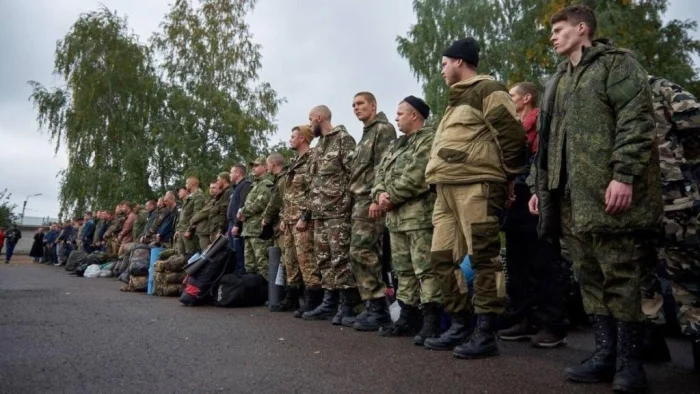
[{"x1": 437, "y1": 148, "x2": 468, "y2": 163}]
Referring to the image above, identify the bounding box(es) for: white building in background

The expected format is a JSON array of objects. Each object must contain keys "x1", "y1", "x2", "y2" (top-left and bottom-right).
[{"x1": 10, "y1": 216, "x2": 59, "y2": 255}]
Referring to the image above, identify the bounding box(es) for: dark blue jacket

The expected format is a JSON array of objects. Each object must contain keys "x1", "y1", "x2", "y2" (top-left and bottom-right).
[
  {"x1": 228, "y1": 178, "x2": 252, "y2": 228},
  {"x1": 157, "y1": 208, "x2": 177, "y2": 243},
  {"x1": 81, "y1": 220, "x2": 95, "y2": 244}
]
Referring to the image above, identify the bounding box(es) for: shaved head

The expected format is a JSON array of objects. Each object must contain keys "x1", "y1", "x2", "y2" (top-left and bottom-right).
[
  {"x1": 267, "y1": 153, "x2": 285, "y2": 166},
  {"x1": 310, "y1": 105, "x2": 332, "y2": 121}
]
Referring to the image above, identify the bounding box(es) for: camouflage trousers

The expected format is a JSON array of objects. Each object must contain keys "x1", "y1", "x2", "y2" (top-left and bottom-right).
[
  {"x1": 561, "y1": 197, "x2": 650, "y2": 322},
  {"x1": 313, "y1": 217, "x2": 355, "y2": 290},
  {"x1": 283, "y1": 222, "x2": 321, "y2": 289},
  {"x1": 391, "y1": 228, "x2": 441, "y2": 306},
  {"x1": 350, "y1": 198, "x2": 386, "y2": 300},
  {"x1": 198, "y1": 234, "x2": 211, "y2": 252},
  {"x1": 176, "y1": 234, "x2": 198, "y2": 255},
  {"x1": 244, "y1": 236, "x2": 272, "y2": 281},
  {"x1": 642, "y1": 206, "x2": 700, "y2": 337},
  {"x1": 431, "y1": 183, "x2": 507, "y2": 314}
]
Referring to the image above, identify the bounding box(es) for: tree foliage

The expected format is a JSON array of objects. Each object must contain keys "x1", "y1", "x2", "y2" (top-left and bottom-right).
[
  {"x1": 398, "y1": 0, "x2": 700, "y2": 119},
  {"x1": 0, "y1": 189, "x2": 18, "y2": 228},
  {"x1": 29, "y1": 1, "x2": 282, "y2": 216}
]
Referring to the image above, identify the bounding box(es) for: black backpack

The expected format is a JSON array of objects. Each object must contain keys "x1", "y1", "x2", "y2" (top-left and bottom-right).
[{"x1": 214, "y1": 273, "x2": 268, "y2": 308}]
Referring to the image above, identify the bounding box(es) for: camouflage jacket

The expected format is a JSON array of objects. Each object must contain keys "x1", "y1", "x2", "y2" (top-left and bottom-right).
[
  {"x1": 426, "y1": 75, "x2": 526, "y2": 185},
  {"x1": 133, "y1": 210, "x2": 148, "y2": 241},
  {"x1": 309, "y1": 125, "x2": 357, "y2": 219},
  {"x1": 209, "y1": 187, "x2": 232, "y2": 235},
  {"x1": 263, "y1": 167, "x2": 289, "y2": 225},
  {"x1": 283, "y1": 149, "x2": 314, "y2": 223},
  {"x1": 372, "y1": 126, "x2": 436, "y2": 232},
  {"x1": 189, "y1": 197, "x2": 215, "y2": 236},
  {"x1": 146, "y1": 207, "x2": 166, "y2": 237},
  {"x1": 92, "y1": 220, "x2": 104, "y2": 245},
  {"x1": 349, "y1": 112, "x2": 396, "y2": 198},
  {"x1": 177, "y1": 189, "x2": 205, "y2": 232},
  {"x1": 535, "y1": 38, "x2": 662, "y2": 235},
  {"x1": 649, "y1": 75, "x2": 700, "y2": 211},
  {"x1": 241, "y1": 175, "x2": 273, "y2": 237},
  {"x1": 105, "y1": 213, "x2": 126, "y2": 238}
]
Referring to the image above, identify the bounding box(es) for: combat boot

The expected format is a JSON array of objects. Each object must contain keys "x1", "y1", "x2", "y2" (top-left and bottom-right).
[
  {"x1": 612, "y1": 321, "x2": 648, "y2": 393},
  {"x1": 565, "y1": 315, "x2": 617, "y2": 383},
  {"x1": 342, "y1": 302, "x2": 367, "y2": 327},
  {"x1": 453, "y1": 313, "x2": 499, "y2": 359},
  {"x1": 379, "y1": 301, "x2": 421, "y2": 337},
  {"x1": 333, "y1": 289, "x2": 360, "y2": 325},
  {"x1": 424, "y1": 311, "x2": 470, "y2": 351},
  {"x1": 414, "y1": 302, "x2": 442, "y2": 345},
  {"x1": 295, "y1": 288, "x2": 323, "y2": 318},
  {"x1": 353, "y1": 297, "x2": 392, "y2": 331},
  {"x1": 302, "y1": 290, "x2": 338, "y2": 321},
  {"x1": 641, "y1": 322, "x2": 671, "y2": 363},
  {"x1": 270, "y1": 286, "x2": 301, "y2": 312}
]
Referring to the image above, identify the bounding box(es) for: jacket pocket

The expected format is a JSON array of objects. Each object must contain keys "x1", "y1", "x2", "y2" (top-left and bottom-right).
[{"x1": 437, "y1": 148, "x2": 468, "y2": 163}]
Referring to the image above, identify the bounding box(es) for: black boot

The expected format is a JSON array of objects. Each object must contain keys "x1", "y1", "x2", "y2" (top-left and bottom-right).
[
  {"x1": 342, "y1": 302, "x2": 367, "y2": 327},
  {"x1": 270, "y1": 286, "x2": 301, "y2": 312},
  {"x1": 424, "y1": 311, "x2": 470, "y2": 351},
  {"x1": 414, "y1": 303, "x2": 442, "y2": 345},
  {"x1": 353, "y1": 297, "x2": 393, "y2": 331},
  {"x1": 612, "y1": 321, "x2": 649, "y2": 393},
  {"x1": 641, "y1": 322, "x2": 671, "y2": 363},
  {"x1": 302, "y1": 290, "x2": 338, "y2": 321},
  {"x1": 379, "y1": 301, "x2": 421, "y2": 337},
  {"x1": 565, "y1": 315, "x2": 617, "y2": 383},
  {"x1": 295, "y1": 288, "x2": 323, "y2": 318},
  {"x1": 333, "y1": 289, "x2": 360, "y2": 325},
  {"x1": 453, "y1": 313, "x2": 499, "y2": 359}
]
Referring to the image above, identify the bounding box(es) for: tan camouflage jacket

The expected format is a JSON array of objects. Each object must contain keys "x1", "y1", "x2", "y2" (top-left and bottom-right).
[{"x1": 309, "y1": 125, "x2": 356, "y2": 219}]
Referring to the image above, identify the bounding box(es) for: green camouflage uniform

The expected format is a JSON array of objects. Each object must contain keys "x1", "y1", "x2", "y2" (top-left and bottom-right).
[
  {"x1": 105, "y1": 213, "x2": 126, "y2": 257},
  {"x1": 92, "y1": 219, "x2": 104, "y2": 246},
  {"x1": 282, "y1": 149, "x2": 320, "y2": 289},
  {"x1": 189, "y1": 197, "x2": 215, "y2": 251},
  {"x1": 309, "y1": 125, "x2": 357, "y2": 290},
  {"x1": 177, "y1": 189, "x2": 205, "y2": 255},
  {"x1": 132, "y1": 209, "x2": 148, "y2": 243},
  {"x1": 241, "y1": 174, "x2": 273, "y2": 280},
  {"x1": 263, "y1": 166, "x2": 289, "y2": 250},
  {"x1": 144, "y1": 207, "x2": 166, "y2": 244},
  {"x1": 349, "y1": 112, "x2": 397, "y2": 301},
  {"x1": 641, "y1": 76, "x2": 700, "y2": 336},
  {"x1": 208, "y1": 186, "x2": 232, "y2": 242},
  {"x1": 535, "y1": 39, "x2": 663, "y2": 322},
  {"x1": 372, "y1": 126, "x2": 440, "y2": 306}
]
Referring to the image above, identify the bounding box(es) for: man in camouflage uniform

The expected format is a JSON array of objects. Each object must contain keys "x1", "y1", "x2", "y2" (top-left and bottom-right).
[
  {"x1": 238, "y1": 156, "x2": 273, "y2": 279},
  {"x1": 278, "y1": 125, "x2": 323, "y2": 317},
  {"x1": 175, "y1": 177, "x2": 205, "y2": 257},
  {"x1": 209, "y1": 173, "x2": 233, "y2": 244},
  {"x1": 644, "y1": 75, "x2": 700, "y2": 369},
  {"x1": 302, "y1": 105, "x2": 357, "y2": 324},
  {"x1": 105, "y1": 204, "x2": 126, "y2": 258},
  {"x1": 137, "y1": 200, "x2": 156, "y2": 242},
  {"x1": 343, "y1": 92, "x2": 397, "y2": 331},
  {"x1": 372, "y1": 96, "x2": 442, "y2": 344},
  {"x1": 132, "y1": 204, "x2": 148, "y2": 244},
  {"x1": 531, "y1": 6, "x2": 662, "y2": 390},
  {"x1": 188, "y1": 182, "x2": 219, "y2": 251},
  {"x1": 262, "y1": 153, "x2": 295, "y2": 311},
  {"x1": 141, "y1": 198, "x2": 165, "y2": 244}
]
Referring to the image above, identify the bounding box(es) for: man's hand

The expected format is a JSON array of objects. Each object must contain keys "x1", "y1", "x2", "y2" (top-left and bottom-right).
[
  {"x1": 505, "y1": 181, "x2": 516, "y2": 209},
  {"x1": 262, "y1": 218, "x2": 268, "y2": 226},
  {"x1": 156, "y1": 234, "x2": 161, "y2": 242},
  {"x1": 605, "y1": 180, "x2": 633, "y2": 215},
  {"x1": 369, "y1": 203, "x2": 382, "y2": 220},
  {"x1": 237, "y1": 212, "x2": 246, "y2": 222},
  {"x1": 528, "y1": 194, "x2": 539, "y2": 216},
  {"x1": 174, "y1": 231, "x2": 180, "y2": 240},
  {"x1": 231, "y1": 226, "x2": 240, "y2": 237},
  {"x1": 378, "y1": 193, "x2": 394, "y2": 212},
  {"x1": 184, "y1": 231, "x2": 191, "y2": 240},
  {"x1": 295, "y1": 219, "x2": 308, "y2": 232},
  {"x1": 280, "y1": 221, "x2": 286, "y2": 232}
]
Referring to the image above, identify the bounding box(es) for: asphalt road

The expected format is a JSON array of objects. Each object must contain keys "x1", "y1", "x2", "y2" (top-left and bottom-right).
[{"x1": 1, "y1": 262, "x2": 698, "y2": 394}]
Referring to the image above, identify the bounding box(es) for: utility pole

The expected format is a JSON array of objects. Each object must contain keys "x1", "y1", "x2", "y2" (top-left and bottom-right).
[{"x1": 21, "y1": 193, "x2": 42, "y2": 225}]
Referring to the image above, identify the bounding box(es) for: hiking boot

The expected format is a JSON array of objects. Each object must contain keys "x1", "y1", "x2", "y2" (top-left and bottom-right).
[
  {"x1": 424, "y1": 311, "x2": 470, "y2": 351},
  {"x1": 641, "y1": 322, "x2": 671, "y2": 363},
  {"x1": 531, "y1": 329, "x2": 568, "y2": 348},
  {"x1": 302, "y1": 290, "x2": 338, "y2": 321},
  {"x1": 379, "y1": 301, "x2": 421, "y2": 337},
  {"x1": 333, "y1": 289, "x2": 359, "y2": 325},
  {"x1": 454, "y1": 313, "x2": 499, "y2": 359},
  {"x1": 497, "y1": 319, "x2": 537, "y2": 341},
  {"x1": 612, "y1": 321, "x2": 648, "y2": 393},
  {"x1": 295, "y1": 288, "x2": 323, "y2": 318},
  {"x1": 354, "y1": 297, "x2": 392, "y2": 331},
  {"x1": 565, "y1": 315, "x2": 617, "y2": 383},
  {"x1": 414, "y1": 302, "x2": 442, "y2": 345},
  {"x1": 270, "y1": 286, "x2": 301, "y2": 312}
]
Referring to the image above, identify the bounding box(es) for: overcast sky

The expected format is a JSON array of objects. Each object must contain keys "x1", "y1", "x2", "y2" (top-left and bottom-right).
[{"x1": 0, "y1": 0, "x2": 697, "y2": 219}]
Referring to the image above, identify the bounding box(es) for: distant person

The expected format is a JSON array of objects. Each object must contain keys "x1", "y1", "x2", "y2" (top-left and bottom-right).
[
  {"x1": 30, "y1": 227, "x2": 45, "y2": 263},
  {"x1": 0, "y1": 227, "x2": 5, "y2": 258},
  {"x1": 5, "y1": 225, "x2": 22, "y2": 264}
]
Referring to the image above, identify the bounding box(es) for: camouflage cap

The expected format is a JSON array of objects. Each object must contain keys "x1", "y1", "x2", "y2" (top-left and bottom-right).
[{"x1": 249, "y1": 155, "x2": 267, "y2": 166}]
